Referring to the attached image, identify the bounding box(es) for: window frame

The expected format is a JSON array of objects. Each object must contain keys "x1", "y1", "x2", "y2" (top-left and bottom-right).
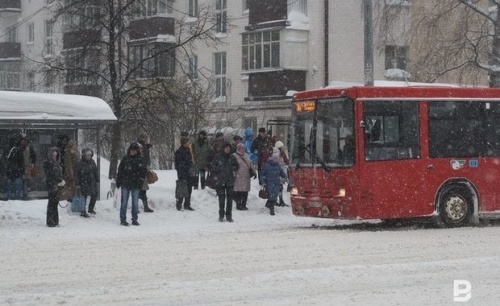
[
  {"x1": 214, "y1": 52, "x2": 227, "y2": 98},
  {"x1": 385, "y1": 45, "x2": 408, "y2": 70},
  {"x1": 215, "y1": 0, "x2": 227, "y2": 33},
  {"x1": 242, "y1": 30, "x2": 280, "y2": 71},
  {"x1": 27, "y1": 23, "x2": 35, "y2": 43}
]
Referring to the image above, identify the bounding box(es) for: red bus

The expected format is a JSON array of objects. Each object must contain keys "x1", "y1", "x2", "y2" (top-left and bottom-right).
[{"x1": 289, "y1": 86, "x2": 500, "y2": 227}]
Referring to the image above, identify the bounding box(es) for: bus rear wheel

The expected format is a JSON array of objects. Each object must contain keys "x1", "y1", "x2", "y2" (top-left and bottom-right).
[{"x1": 438, "y1": 187, "x2": 473, "y2": 227}]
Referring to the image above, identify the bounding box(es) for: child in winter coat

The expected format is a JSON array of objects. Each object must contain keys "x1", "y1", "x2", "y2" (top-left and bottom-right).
[
  {"x1": 260, "y1": 150, "x2": 287, "y2": 215},
  {"x1": 76, "y1": 148, "x2": 99, "y2": 217}
]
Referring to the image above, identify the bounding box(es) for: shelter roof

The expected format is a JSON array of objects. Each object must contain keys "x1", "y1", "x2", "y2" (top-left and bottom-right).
[{"x1": 0, "y1": 91, "x2": 116, "y2": 127}]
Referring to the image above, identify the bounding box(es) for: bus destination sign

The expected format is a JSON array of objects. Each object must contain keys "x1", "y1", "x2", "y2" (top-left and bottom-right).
[{"x1": 294, "y1": 101, "x2": 315, "y2": 112}]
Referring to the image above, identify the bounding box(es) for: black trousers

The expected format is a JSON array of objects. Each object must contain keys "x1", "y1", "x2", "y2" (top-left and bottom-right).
[
  {"x1": 46, "y1": 191, "x2": 59, "y2": 226},
  {"x1": 176, "y1": 185, "x2": 193, "y2": 209},
  {"x1": 217, "y1": 186, "x2": 234, "y2": 218},
  {"x1": 193, "y1": 169, "x2": 207, "y2": 188},
  {"x1": 85, "y1": 193, "x2": 97, "y2": 211},
  {"x1": 233, "y1": 191, "x2": 248, "y2": 208}
]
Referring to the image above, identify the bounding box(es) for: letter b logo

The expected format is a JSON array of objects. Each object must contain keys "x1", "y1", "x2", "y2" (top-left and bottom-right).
[{"x1": 454, "y1": 280, "x2": 471, "y2": 302}]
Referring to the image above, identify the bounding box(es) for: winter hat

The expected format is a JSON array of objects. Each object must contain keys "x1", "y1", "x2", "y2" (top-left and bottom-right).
[
  {"x1": 258, "y1": 127, "x2": 266, "y2": 133},
  {"x1": 275, "y1": 141, "x2": 284, "y2": 149},
  {"x1": 223, "y1": 141, "x2": 232, "y2": 149},
  {"x1": 237, "y1": 143, "x2": 246, "y2": 151},
  {"x1": 81, "y1": 148, "x2": 93, "y2": 157},
  {"x1": 129, "y1": 141, "x2": 141, "y2": 150}
]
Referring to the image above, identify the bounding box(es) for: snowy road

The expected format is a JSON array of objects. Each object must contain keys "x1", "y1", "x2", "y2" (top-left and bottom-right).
[{"x1": 2, "y1": 223, "x2": 500, "y2": 306}]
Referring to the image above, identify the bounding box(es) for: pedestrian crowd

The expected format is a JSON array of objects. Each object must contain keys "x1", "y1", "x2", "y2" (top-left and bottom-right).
[{"x1": 4, "y1": 128, "x2": 289, "y2": 228}]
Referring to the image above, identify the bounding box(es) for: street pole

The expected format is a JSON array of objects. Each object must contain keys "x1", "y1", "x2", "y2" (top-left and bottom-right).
[{"x1": 364, "y1": 0, "x2": 374, "y2": 86}]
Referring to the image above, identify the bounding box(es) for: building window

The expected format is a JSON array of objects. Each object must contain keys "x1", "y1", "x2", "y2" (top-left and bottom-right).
[
  {"x1": 214, "y1": 52, "x2": 226, "y2": 98},
  {"x1": 7, "y1": 27, "x2": 17, "y2": 42},
  {"x1": 28, "y1": 23, "x2": 35, "y2": 43},
  {"x1": 44, "y1": 70, "x2": 55, "y2": 93},
  {"x1": 64, "y1": 49, "x2": 100, "y2": 85},
  {"x1": 242, "y1": 30, "x2": 280, "y2": 70},
  {"x1": 288, "y1": 0, "x2": 307, "y2": 15},
  {"x1": 385, "y1": 45, "x2": 408, "y2": 70},
  {"x1": 385, "y1": 0, "x2": 410, "y2": 5},
  {"x1": 63, "y1": 5, "x2": 101, "y2": 32},
  {"x1": 45, "y1": 20, "x2": 53, "y2": 56},
  {"x1": 133, "y1": 0, "x2": 173, "y2": 19},
  {"x1": 188, "y1": 0, "x2": 198, "y2": 17},
  {"x1": 188, "y1": 55, "x2": 198, "y2": 81},
  {"x1": 243, "y1": 118, "x2": 257, "y2": 133},
  {"x1": 129, "y1": 43, "x2": 175, "y2": 78},
  {"x1": 26, "y1": 72, "x2": 35, "y2": 91},
  {"x1": 215, "y1": 0, "x2": 227, "y2": 33},
  {"x1": 0, "y1": 62, "x2": 21, "y2": 90}
]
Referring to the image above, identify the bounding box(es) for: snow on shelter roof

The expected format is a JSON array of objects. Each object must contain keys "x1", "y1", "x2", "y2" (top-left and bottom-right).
[{"x1": 0, "y1": 91, "x2": 117, "y2": 126}]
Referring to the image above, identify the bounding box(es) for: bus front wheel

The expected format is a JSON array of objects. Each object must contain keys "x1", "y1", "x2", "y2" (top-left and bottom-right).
[{"x1": 438, "y1": 187, "x2": 473, "y2": 227}]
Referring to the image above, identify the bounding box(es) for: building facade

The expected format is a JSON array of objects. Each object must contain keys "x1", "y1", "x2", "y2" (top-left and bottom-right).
[{"x1": 0, "y1": 0, "x2": 491, "y2": 138}]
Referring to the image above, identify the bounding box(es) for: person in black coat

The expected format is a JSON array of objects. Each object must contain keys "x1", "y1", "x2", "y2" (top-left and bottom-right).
[
  {"x1": 76, "y1": 148, "x2": 99, "y2": 217},
  {"x1": 116, "y1": 142, "x2": 147, "y2": 226},
  {"x1": 211, "y1": 142, "x2": 239, "y2": 222},
  {"x1": 43, "y1": 147, "x2": 64, "y2": 227},
  {"x1": 174, "y1": 135, "x2": 195, "y2": 211}
]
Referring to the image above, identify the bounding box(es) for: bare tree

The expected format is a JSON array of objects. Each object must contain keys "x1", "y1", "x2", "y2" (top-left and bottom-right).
[
  {"x1": 26, "y1": 0, "x2": 222, "y2": 176},
  {"x1": 375, "y1": 0, "x2": 495, "y2": 86}
]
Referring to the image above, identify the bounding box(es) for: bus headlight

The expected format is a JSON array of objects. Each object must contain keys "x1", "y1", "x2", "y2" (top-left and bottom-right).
[
  {"x1": 338, "y1": 188, "x2": 346, "y2": 197},
  {"x1": 290, "y1": 187, "x2": 299, "y2": 196}
]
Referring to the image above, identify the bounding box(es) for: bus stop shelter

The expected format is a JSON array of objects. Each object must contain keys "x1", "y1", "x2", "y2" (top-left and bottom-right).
[{"x1": 0, "y1": 90, "x2": 117, "y2": 199}]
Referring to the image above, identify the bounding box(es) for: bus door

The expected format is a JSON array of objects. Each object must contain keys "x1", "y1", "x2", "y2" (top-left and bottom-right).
[
  {"x1": 359, "y1": 100, "x2": 431, "y2": 219},
  {"x1": 266, "y1": 119, "x2": 291, "y2": 147}
]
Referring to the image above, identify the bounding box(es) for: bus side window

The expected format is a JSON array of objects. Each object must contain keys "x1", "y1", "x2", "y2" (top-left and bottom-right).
[{"x1": 365, "y1": 117, "x2": 382, "y2": 142}]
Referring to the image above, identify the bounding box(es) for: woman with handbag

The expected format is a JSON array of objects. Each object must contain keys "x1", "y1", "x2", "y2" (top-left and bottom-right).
[
  {"x1": 260, "y1": 149, "x2": 287, "y2": 216},
  {"x1": 232, "y1": 143, "x2": 256, "y2": 211}
]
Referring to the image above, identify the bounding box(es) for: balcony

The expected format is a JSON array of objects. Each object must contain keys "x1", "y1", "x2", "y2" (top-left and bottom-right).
[
  {"x1": 248, "y1": 0, "x2": 287, "y2": 26},
  {"x1": 0, "y1": 42, "x2": 21, "y2": 59},
  {"x1": 246, "y1": 70, "x2": 306, "y2": 101},
  {"x1": 130, "y1": 17, "x2": 175, "y2": 40},
  {"x1": 0, "y1": 0, "x2": 21, "y2": 12}
]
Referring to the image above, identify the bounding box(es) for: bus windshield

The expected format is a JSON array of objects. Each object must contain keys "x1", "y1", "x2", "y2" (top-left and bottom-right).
[{"x1": 291, "y1": 97, "x2": 354, "y2": 167}]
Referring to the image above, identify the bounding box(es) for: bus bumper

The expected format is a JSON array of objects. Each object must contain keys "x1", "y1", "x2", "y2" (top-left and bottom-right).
[{"x1": 291, "y1": 196, "x2": 356, "y2": 219}]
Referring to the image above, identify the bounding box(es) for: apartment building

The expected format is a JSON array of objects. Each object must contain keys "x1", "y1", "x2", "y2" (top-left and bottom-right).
[
  {"x1": 0, "y1": 0, "x2": 61, "y2": 93},
  {"x1": 1, "y1": 0, "x2": 488, "y2": 135}
]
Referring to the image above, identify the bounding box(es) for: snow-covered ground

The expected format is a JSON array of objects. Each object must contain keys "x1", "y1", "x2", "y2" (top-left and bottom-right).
[{"x1": 1, "y1": 159, "x2": 500, "y2": 305}]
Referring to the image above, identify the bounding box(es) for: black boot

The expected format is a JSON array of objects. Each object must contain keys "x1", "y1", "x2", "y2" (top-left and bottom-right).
[
  {"x1": 143, "y1": 199, "x2": 154, "y2": 213},
  {"x1": 265, "y1": 200, "x2": 271, "y2": 208},
  {"x1": 270, "y1": 205, "x2": 275, "y2": 216},
  {"x1": 279, "y1": 195, "x2": 288, "y2": 207}
]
